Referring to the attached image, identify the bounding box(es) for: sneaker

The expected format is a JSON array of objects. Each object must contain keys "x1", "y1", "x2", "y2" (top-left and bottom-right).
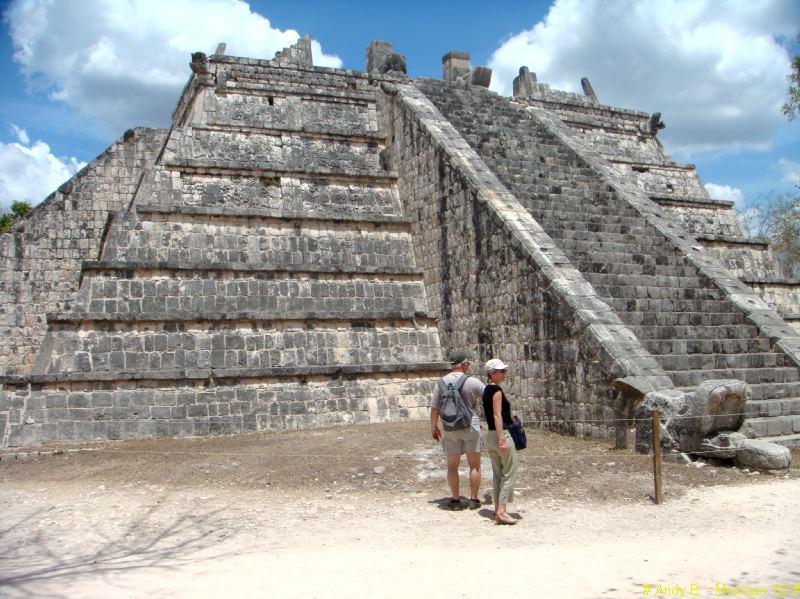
[
  {"x1": 468, "y1": 498, "x2": 481, "y2": 510},
  {"x1": 448, "y1": 498, "x2": 463, "y2": 511}
]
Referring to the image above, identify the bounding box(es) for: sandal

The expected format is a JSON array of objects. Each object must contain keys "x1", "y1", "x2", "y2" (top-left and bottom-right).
[
  {"x1": 493, "y1": 513, "x2": 516, "y2": 525},
  {"x1": 468, "y1": 498, "x2": 481, "y2": 510}
]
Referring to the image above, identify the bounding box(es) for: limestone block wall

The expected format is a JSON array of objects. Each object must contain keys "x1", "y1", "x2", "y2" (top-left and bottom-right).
[
  {"x1": 702, "y1": 242, "x2": 781, "y2": 279},
  {"x1": 143, "y1": 170, "x2": 399, "y2": 216},
  {"x1": 5, "y1": 374, "x2": 431, "y2": 446},
  {"x1": 383, "y1": 83, "x2": 671, "y2": 440},
  {"x1": 73, "y1": 269, "x2": 428, "y2": 318},
  {"x1": 660, "y1": 202, "x2": 745, "y2": 238},
  {"x1": 0, "y1": 128, "x2": 167, "y2": 375},
  {"x1": 209, "y1": 91, "x2": 379, "y2": 135},
  {"x1": 746, "y1": 281, "x2": 800, "y2": 334}
]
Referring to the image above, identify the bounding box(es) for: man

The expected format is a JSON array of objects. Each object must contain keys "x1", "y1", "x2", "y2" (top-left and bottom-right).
[{"x1": 430, "y1": 351, "x2": 485, "y2": 510}]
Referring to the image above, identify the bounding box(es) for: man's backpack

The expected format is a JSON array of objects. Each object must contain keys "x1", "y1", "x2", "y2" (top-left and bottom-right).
[{"x1": 437, "y1": 374, "x2": 473, "y2": 431}]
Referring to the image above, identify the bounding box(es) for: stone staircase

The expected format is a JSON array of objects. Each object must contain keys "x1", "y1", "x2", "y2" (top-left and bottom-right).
[
  {"x1": 0, "y1": 50, "x2": 446, "y2": 446},
  {"x1": 416, "y1": 79, "x2": 800, "y2": 447}
]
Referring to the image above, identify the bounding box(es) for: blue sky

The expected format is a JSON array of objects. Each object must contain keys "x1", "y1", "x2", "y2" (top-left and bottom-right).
[{"x1": 0, "y1": 0, "x2": 798, "y2": 211}]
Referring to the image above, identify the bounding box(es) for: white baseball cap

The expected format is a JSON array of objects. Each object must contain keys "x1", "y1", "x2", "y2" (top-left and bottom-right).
[{"x1": 485, "y1": 358, "x2": 509, "y2": 373}]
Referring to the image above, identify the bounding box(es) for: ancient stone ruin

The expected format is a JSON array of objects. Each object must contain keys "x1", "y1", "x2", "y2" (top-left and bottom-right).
[{"x1": 1, "y1": 39, "x2": 798, "y2": 465}]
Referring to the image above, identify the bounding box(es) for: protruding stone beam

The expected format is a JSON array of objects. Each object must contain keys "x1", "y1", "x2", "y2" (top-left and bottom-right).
[
  {"x1": 513, "y1": 66, "x2": 536, "y2": 97},
  {"x1": 190, "y1": 52, "x2": 209, "y2": 75},
  {"x1": 469, "y1": 66, "x2": 492, "y2": 88},
  {"x1": 648, "y1": 112, "x2": 666, "y2": 135},
  {"x1": 442, "y1": 51, "x2": 470, "y2": 82},
  {"x1": 580, "y1": 77, "x2": 598, "y2": 103},
  {"x1": 214, "y1": 43, "x2": 227, "y2": 56},
  {"x1": 366, "y1": 40, "x2": 407, "y2": 74},
  {"x1": 273, "y1": 35, "x2": 313, "y2": 67}
]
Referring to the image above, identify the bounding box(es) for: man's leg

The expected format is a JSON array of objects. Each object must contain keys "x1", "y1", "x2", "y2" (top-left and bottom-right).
[
  {"x1": 465, "y1": 451, "x2": 481, "y2": 501},
  {"x1": 446, "y1": 452, "x2": 462, "y2": 500}
]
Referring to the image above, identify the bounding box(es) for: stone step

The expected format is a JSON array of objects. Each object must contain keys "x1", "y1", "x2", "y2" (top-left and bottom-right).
[
  {"x1": 73, "y1": 272, "x2": 429, "y2": 319},
  {"x1": 527, "y1": 207, "x2": 648, "y2": 227},
  {"x1": 668, "y1": 367, "x2": 799, "y2": 387},
  {"x1": 102, "y1": 215, "x2": 416, "y2": 271},
  {"x1": 643, "y1": 338, "x2": 773, "y2": 355},
  {"x1": 572, "y1": 262, "x2": 697, "y2": 277},
  {"x1": 620, "y1": 311, "x2": 746, "y2": 327},
  {"x1": 551, "y1": 232, "x2": 675, "y2": 253},
  {"x1": 40, "y1": 322, "x2": 443, "y2": 375},
  {"x1": 741, "y1": 415, "x2": 800, "y2": 438},
  {"x1": 656, "y1": 352, "x2": 787, "y2": 371},
  {"x1": 746, "y1": 398, "x2": 800, "y2": 418},
  {"x1": 629, "y1": 325, "x2": 759, "y2": 340},
  {"x1": 606, "y1": 298, "x2": 736, "y2": 314},
  {"x1": 747, "y1": 382, "x2": 800, "y2": 401},
  {"x1": 752, "y1": 433, "x2": 800, "y2": 448},
  {"x1": 591, "y1": 284, "x2": 725, "y2": 302},
  {"x1": 584, "y1": 272, "x2": 715, "y2": 290}
]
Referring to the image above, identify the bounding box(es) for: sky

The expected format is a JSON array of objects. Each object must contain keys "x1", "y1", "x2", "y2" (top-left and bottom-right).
[{"x1": 0, "y1": 0, "x2": 798, "y2": 213}]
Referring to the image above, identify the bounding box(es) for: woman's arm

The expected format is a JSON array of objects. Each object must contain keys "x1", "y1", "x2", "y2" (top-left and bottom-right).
[{"x1": 492, "y1": 391, "x2": 507, "y2": 453}]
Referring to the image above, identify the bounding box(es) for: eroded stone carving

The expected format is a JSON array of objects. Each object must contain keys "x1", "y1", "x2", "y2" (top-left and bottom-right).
[
  {"x1": 367, "y1": 40, "x2": 407, "y2": 74},
  {"x1": 442, "y1": 51, "x2": 470, "y2": 82},
  {"x1": 513, "y1": 66, "x2": 536, "y2": 97},
  {"x1": 580, "y1": 77, "x2": 598, "y2": 103}
]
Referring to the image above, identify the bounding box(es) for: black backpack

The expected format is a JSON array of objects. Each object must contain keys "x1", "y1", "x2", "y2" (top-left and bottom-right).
[{"x1": 437, "y1": 374, "x2": 473, "y2": 431}]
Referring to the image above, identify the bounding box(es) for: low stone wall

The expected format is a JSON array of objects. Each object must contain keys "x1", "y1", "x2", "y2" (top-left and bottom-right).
[
  {"x1": 383, "y1": 83, "x2": 672, "y2": 441},
  {"x1": 661, "y1": 204, "x2": 745, "y2": 238},
  {"x1": 0, "y1": 128, "x2": 167, "y2": 375},
  {"x1": 101, "y1": 213, "x2": 415, "y2": 269},
  {"x1": 142, "y1": 169, "x2": 400, "y2": 217},
  {"x1": 3, "y1": 373, "x2": 434, "y2": 447}
]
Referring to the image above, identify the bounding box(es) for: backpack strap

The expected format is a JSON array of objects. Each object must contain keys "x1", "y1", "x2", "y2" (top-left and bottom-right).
[{"x1": 455, "y1": 374, "x2": 468, "y2": 391}]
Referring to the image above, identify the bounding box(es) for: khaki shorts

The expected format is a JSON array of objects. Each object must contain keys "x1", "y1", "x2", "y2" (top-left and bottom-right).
[{"x1": 442, "y1": 426, "x2": 483, "y2": 455}]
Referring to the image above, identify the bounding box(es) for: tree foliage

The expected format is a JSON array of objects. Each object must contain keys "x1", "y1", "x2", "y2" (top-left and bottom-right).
[
  {"x1": 0, "y1": 201, "x2": 32, "y2": 234},
  {"x1": 783, "y1": 33, "x2": 800, "y2": 121},
  {"x1": 738, "y1": 193, "x2": 800, "y2": 278}
]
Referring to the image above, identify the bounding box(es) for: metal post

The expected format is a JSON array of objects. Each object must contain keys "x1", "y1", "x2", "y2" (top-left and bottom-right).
[{"x1": 652, "y1": 410, "x2": 663, "y2": 504}]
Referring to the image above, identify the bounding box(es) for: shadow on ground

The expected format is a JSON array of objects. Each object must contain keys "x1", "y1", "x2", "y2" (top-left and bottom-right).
[{"x1": 0, "y1": 502, "x2": 233, "y2": 598}]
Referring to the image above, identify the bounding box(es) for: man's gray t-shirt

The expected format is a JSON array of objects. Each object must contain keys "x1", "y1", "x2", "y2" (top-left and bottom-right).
[{"x1": 431, "y1": 372, "x2": 486, "y2": 430}]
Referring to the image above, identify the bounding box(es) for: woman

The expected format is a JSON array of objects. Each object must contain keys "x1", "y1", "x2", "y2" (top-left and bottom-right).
[{"x1": 482, "y1": 358, "x2": 518, "y2": 525}]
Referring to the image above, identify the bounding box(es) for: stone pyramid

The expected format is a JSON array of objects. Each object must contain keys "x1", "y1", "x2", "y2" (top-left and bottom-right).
[{"x1": 2, "y1": 40, "x2": 799, "y2": 454}]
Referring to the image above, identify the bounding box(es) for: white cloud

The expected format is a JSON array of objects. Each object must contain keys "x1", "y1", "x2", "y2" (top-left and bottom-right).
[
  {"x1": 5, "y1": 0, "x2": 343, "y2": 135},
  {"x1": 705, "y1": 183, "x2": 745, "y2": 206},
  {"x1": 0, "y1": 126, "x2": 86, "y2": 211},
  {"x1": 10, "y1": 124, "x2": 29, "y2": 145},
  {"x1": 488, "y1": 0, "x2": 799, "y2": 156},
  {"x1": 777, "y1": 158, "x2": 800, "y2": 186}
]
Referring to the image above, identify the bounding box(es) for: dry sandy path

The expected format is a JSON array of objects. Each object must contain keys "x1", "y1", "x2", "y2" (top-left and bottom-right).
[{"x1": 1, "y1": 423, "x2": 798, "y2": 598}]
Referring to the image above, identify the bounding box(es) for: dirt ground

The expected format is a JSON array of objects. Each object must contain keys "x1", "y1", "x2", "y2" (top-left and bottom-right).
[{"x1": 1, "y1": 421, "x2": 799, "y2": 598}]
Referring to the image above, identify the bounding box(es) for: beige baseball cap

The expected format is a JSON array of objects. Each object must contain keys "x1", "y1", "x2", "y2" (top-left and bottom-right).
[{"x1": 485, "y1": 358, "x2": 509, "y2": 372}]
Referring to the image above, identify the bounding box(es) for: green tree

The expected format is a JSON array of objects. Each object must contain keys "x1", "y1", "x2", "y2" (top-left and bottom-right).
[
  {"x1": 0, "y1": 201, "x2": 32, "y2": 234},
  {"x1": 783, "y1": 33, "x2": 800, "y2": 121},
  {"x1": 739, "y1": 193, "x2": 800, "y2": 277}
]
